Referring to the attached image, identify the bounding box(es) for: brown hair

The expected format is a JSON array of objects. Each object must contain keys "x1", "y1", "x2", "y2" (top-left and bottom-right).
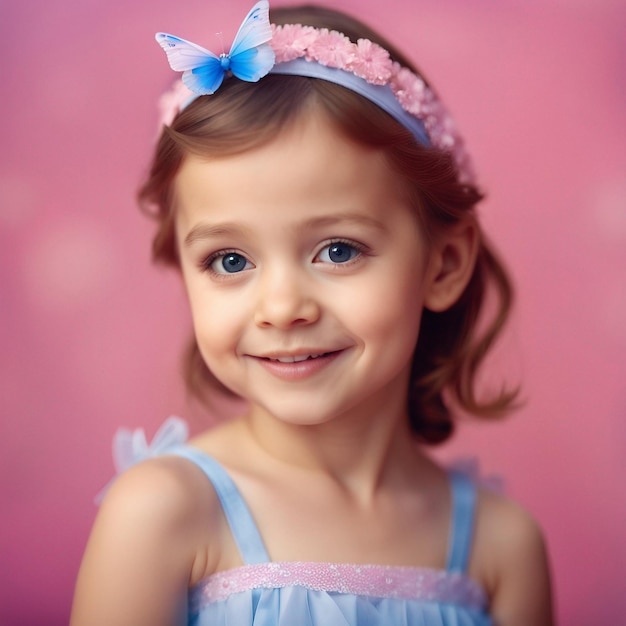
[{"x1": 138, "y1": 5, "x2": 518, "y2": 444}]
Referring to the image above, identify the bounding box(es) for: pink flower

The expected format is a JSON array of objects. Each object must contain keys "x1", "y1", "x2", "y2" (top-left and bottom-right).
[
  {"x1": 270, "y1": 24, "x2": 318, "y2": 63},
  {"x1": 306, "y1": 29, "x2": 355, "y2": 69},
  {"x1": 390, "y1": 64, "x2": 428, "y2": 116},
  {"x1": 348, "y1": 39, "x2": 392, "y2": 85},
  {"x1": 158, "y1": 80, "x2": 194, "y2": 127}
]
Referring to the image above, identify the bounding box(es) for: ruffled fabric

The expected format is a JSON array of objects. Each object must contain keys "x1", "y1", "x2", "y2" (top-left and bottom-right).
[
  {"x1": 192, "y1": 589, "x2": 490, "y2": 626},
  {"x1": 95, "y1": 416, "x2": 188, "y2": 503},
  {"x1": 111, "y1": 416, "x2": 188, "y2": 472}
]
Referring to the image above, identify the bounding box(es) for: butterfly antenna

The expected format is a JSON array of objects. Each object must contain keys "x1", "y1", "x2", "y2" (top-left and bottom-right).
[{"x1": 215, "y1": 31, "x2": 225, "y2": 55}]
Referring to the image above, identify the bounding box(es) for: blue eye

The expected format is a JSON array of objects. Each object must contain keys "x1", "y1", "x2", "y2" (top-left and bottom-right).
[
  {"x1": 318, "y1": 241, "x2": 361, "y2": 264},
  {"x1": 209, "y1": 252, "x2": 251, "y2": 274}
]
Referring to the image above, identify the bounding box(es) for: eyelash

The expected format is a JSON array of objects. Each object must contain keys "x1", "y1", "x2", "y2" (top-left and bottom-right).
[
  {"x1": 200, "y1": 249, "x2": 253, "y2": 277},
  {"x1": 314, "y1": 239, "x2": 367, "y2": 266},
  {"x1": 199, "y1": 239, "x2": 368, "y2": 277}
]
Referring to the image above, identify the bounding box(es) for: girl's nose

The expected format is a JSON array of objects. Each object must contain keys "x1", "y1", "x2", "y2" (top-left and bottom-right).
[{"x1": 253, "y1": 269, "x2": 321, "y2": 329}]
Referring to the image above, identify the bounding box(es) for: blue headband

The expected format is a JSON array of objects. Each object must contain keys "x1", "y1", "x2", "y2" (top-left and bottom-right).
[{"x1": 155, "y1": 1, "x2": 473, "y2": 181}]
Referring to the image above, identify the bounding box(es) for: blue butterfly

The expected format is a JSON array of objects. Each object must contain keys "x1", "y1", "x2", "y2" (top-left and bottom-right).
[{"x1": 155, "y1": 0, "x2": 275, "y2": 95}]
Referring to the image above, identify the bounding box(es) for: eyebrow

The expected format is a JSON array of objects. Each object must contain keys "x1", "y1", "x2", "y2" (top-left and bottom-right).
[
  {"x1": 183, "y1": 212, "x2": 387, "y2": 247},
  {"x1": 302, "y1": 213, "x2": 388, "y2": 232},
  {"x1": 183, "y1": 222, "x2": 252, "y2": 247}
]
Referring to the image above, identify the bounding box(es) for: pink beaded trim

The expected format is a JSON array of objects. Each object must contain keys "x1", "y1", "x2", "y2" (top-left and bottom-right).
[{"x1": 192, "y1": 562, "x2": 487, "y2": 610}]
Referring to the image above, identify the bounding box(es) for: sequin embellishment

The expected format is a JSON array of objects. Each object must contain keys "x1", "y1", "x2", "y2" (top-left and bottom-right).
[{"x1": 192, "y1": 561, "x2": 486, "y2": 611}]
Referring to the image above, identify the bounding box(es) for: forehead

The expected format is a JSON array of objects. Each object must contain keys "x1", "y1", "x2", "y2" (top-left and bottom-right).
[{"x1": 173, "y1": 109, "x2": 409, "y2": 228}]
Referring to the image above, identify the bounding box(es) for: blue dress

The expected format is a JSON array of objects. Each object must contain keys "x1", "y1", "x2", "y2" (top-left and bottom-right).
[{"x1": 165, "y1": 445, "x2": 493, "y2": 626}]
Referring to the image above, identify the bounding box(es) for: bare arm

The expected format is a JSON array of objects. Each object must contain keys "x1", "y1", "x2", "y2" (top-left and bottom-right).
[
  {"x1": 478, "y1": 492, "x2": 554, "y2": 626},
  {"x1": 70, "y1": 458, "x2": 206, "y2": 626}
]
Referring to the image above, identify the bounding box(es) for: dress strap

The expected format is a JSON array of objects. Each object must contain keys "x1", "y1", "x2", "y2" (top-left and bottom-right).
[
  {"x1": 167, "y1": 445, "x2": 270, "y2": 565},
  {"x1": 445, "y1": 471, "x2": 477, "y2": 573}
]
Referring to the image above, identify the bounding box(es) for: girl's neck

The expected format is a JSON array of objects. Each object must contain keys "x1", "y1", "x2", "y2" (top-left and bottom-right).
[{"x1": 239, "y1": 396, "x2": 427, "y2": 505}]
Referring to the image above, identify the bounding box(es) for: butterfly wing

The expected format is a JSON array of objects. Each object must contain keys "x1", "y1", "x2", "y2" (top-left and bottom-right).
[
  {"x1": 155, "y1": 33, "x2": 218, "y2": 71},
  {"x1": 155, "y1": 32, "x2": 224, "y2": 95},
  {"x1": 228, "y1": 0, "x2": 275, "y2": 82},
  {"x1": 229, "y1": 1, "x2": 272, "y2": 56},
  {"x1": 228, "y1": 44, "x2": 274, "y2": 82}
]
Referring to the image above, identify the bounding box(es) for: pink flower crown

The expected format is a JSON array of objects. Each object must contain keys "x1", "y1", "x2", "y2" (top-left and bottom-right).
[{"x1": 157, "y1": 13, "x2": 474, "y2": 183}]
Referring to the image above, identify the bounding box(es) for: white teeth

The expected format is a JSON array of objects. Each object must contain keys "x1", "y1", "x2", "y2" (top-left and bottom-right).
[{"x1": 271, "y1": 354, "x2": 321, "y2": 363}]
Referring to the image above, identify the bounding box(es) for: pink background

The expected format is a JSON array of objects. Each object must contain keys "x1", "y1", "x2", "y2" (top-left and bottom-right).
[{"x1": 2, "y1": 0, "x2": 625, "y2": 624}]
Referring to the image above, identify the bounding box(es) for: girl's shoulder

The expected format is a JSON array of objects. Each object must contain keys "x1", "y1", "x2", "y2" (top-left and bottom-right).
[
  {"x1": 71, "y1": 453, "x2": 227, "y2": 625},
  {"x1": 104, "y1": 451, "x2": 218, "y2": 526},
  {"x1": 473, "y1": 488, "x2": 553, "y2": 625},
  {"x1": 97, "y1": 452, "x2": 226, "y2": 578},
  {"x1": 98, "y1": 416, "x2": 240, "y2": 533},
  {"x1": 474, "y1": 486, "x2": 548, "y2": 572}
]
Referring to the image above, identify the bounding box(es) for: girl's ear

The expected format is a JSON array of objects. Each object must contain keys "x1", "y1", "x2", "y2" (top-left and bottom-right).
[{"x1": 423, "y1": 219, "x2": 479, "y2": 312}]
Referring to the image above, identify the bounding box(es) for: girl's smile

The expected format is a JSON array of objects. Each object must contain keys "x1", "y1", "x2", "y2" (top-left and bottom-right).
[
  {"x1": 249, "y1": 348, "x2": 349, "y2": 381},
  {"x1": 174, "y1": 108, "x2": 441, "y2": 428}
]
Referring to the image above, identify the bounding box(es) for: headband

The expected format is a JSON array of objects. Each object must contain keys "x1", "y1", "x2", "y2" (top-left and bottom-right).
[{"x1": 155, "y1": 1, "x2": 474, "y2": 182}]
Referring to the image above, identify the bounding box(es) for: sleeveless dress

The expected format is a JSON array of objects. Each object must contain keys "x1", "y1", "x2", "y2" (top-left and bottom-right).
[{"x1": 165, "y1": 444, "x2": 494, "y2": 626}]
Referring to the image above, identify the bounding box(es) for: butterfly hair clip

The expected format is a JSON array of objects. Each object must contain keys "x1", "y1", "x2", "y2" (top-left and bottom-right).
[{"x1": 155, "y1": 0, "x2": 275, "y2": 95}]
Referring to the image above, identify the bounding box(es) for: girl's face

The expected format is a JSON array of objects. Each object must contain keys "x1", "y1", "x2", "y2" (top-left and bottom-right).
[{"x1": 174, "y1": 110, "x2": 440, "y2": 428}]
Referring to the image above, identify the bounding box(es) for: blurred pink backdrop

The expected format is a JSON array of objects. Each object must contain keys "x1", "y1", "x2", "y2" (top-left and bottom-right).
[{"x1": 2, "y1": 1, "x2": 625, "y2": 624}]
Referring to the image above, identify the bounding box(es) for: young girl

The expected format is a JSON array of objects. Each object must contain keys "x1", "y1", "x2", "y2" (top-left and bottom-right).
[{"x1": 71, "y1": 3, "x2": 553, "y2": 625}]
